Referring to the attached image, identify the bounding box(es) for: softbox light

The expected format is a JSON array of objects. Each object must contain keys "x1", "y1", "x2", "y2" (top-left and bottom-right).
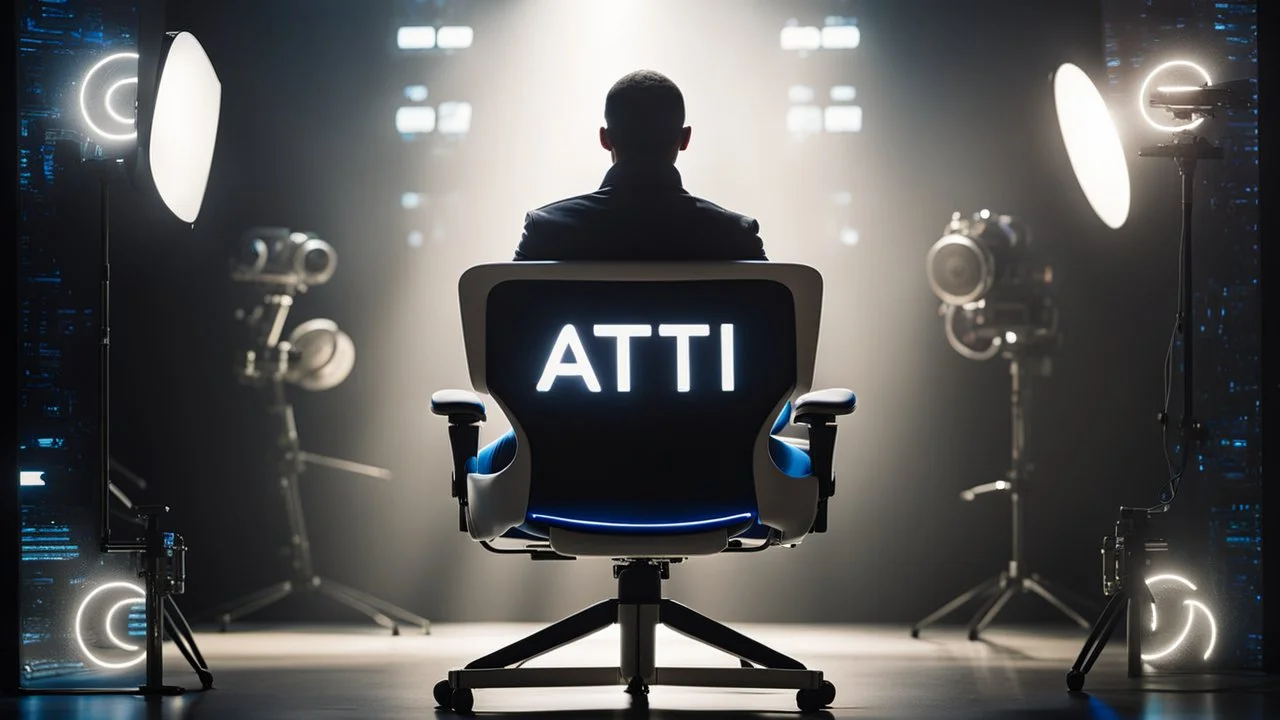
[
  {"x1": 1051, "y1": 62, "x2": 1130, "y2": 230},
  {"x1": 132, "y1": 31, "x2": 222, "y2": 224}
]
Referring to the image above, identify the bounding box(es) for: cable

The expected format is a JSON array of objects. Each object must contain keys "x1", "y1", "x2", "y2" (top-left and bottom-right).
[{"x1": 1148, "y1": 181, "x2": 1192, "y2": 513}]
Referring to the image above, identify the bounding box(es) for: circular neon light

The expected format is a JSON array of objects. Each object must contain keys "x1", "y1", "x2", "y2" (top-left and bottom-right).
[
  {"x1": 1138, "y1": 60, "x2": 1212, "y2": 133},
  {"x1": 103, "y1": 597, "x2": 145, "y2": 652},
  {"x1": 1141, "y1": 573, "x2": 1217, "y2": 663},
  {"x1": 74, "y1": 581, "x2": 147, "y2": 669},
  {"x1": 104, "y1": 77, "x2": 139, "y2": 125},
  {"x1": 78, "y1": 52, "x2": 140, "y2": 142}
]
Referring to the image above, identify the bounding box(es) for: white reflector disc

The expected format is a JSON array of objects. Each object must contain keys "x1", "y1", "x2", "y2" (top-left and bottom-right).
[{"x1": 1052, "y1": 63, "x2": 1130, "y2": 230}]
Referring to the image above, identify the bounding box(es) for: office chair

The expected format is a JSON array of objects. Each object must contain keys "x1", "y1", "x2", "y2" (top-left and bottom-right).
[{"x1": 429, "y1": 262, "x2": 856, "y2": 713}]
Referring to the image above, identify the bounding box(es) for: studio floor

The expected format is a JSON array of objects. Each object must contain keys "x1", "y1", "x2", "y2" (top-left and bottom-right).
[{"x1": 6, "y1": 623, "x2": 1278, "y2": 719}]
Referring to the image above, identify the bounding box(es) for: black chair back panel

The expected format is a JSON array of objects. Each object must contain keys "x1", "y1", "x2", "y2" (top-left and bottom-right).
[{"x1": 486, "y1": 279, "x2": 797, "y2": 530}]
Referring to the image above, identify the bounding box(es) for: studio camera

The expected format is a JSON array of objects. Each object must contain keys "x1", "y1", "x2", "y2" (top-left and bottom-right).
[
  {"x1": 231, "y1": 226, "x2": 337, "y2": 290},
  {"x1": 926, "y1": 210, "x2": 1057, "y2": 361}
]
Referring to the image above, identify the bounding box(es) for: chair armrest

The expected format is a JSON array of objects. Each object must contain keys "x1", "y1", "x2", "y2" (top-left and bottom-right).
[
  {"x1": 790, "y1": 388, "x2": 855, "y2": 535},
  {"x1": 431, "y1": 389, "x2": 487, "y2": 424},
  {"x1": 792, "y1": 388, "x2": 856, "y2": 424},
  {"x1": 431, "y1": 389, "x2": 486, "y2": 533}
]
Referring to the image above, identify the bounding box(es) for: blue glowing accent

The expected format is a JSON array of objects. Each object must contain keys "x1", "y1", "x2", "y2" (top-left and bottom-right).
[{"x1": 528, "y1": 512, "x2": 754, "y2": 530}]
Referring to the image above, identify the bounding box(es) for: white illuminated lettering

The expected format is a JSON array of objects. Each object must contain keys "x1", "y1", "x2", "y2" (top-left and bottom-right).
[
  {"x1": 658, "y1": 324, "x2": 711, "y2": 392},
  {"x1": 720, "y1": 324, "x2": 735, "y2": 391},
  {"x1": 536, "y1": 324, "x2": 601, "y2": 392},
  {"x1": 592, "y1": 324, "x2": 652, "y2": 392}
]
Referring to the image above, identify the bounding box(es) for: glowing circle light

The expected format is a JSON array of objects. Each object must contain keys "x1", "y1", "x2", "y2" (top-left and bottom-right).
[
  {"x1": 1139, "y1": 60, "x2": 1213, "y2": 133},
  {"x1": 79, "y1": 52, "x2": 140, "y2": 142},
  {"x1": 1141, "y1": 573, "x2": 1218, "y2": 663},
  {"x1": 74, "y1": 581, "x2": 147, "y2": 669}
]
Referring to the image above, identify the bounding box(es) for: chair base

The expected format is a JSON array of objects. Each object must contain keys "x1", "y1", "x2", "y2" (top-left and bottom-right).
[{"x1": 434, "y1": 560, "x2": 834, "y2": 713}]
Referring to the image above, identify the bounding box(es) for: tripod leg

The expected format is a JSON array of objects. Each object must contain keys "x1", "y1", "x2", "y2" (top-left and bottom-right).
[
  {"x1": 317, "y1": 577, "x2": 430, "y2": 634},
  {"x1": 1024, "y1": 577, "x2": 1091, "y2": 628},
  {"x1": 165, "y1": 598, "x2": 212, "y2": 677},
  {"x1": 911, "y1": 576, "x2": 1001, "y2": 637},
  {"x1": 314, "y1": 583, "x2": 398, "y2": 633},
  {"x1": 1066, "y1": 590, "x2": 1127, "y2": 693},
  {"x1": 214, "y1": 582, "x2": 295, "y2": 630},
  {"x1": 163, "y1": 603, "x2": 214, "y2": 690},
  {"x1": 968, "y1": 584, "x2": 1016, "y2": 640}
]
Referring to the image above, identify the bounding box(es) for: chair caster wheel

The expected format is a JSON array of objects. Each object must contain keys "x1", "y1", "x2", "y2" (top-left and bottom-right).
[
  {"x1": 910, "y1": 628, "x2": 920, "y2": 639},
  {"x1": 797, "y1": 681, "x2": 835, "y2": 712},
  {"x1": 968, "y1": 629, "x2": 981, "y2": 641},
  {"x1": 1066, "y1": 670, "x2": 1086, "y2": 692},
  {"x1": 391, "y1": 624, "x2": 400, "y2": 637},
  {"x1": 432, "y1": 680, "x2": 452, "y2": 709},
  {"x1": 625, "y1": 676, "x2": 649, "y2": 707},
  {"x1": 451, "y1": 687, "x2": 474, "y2": 713}
]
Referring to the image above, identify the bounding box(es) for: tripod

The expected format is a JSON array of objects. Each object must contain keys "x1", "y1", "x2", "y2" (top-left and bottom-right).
[
  {"x1": 214, "y1": 292, "x2": 429, "y2": 635},
  {"x1": 1065, "y1": 134, "x2": 1220, "y2": 691},
  {"x1": 912, "y1": 352, "x2": 1092, "y2": 640}
]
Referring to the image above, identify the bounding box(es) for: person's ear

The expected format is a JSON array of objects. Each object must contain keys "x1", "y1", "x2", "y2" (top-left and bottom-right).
[
  {"x1": 600, "y1": 127, "x2": 614, "y2": 152},
  {"x1": 678, "y1": 126, "x2": 692, "y2": 151}
]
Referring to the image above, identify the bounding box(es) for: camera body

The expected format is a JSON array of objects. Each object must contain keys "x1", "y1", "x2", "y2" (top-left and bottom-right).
[{"x1": 231, "y1": 227, "x2": 336, "y2": 291}]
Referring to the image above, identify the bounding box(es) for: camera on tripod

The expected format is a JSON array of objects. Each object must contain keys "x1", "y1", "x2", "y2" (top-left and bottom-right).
[{"x1": 927, "y1": 210, "x2": 1058, "y2": 363}]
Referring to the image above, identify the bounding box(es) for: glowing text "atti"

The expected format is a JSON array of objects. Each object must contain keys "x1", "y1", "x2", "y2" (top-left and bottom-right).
[{"x1": 536, "y1": 323, "x2": 735, "y2": 393}]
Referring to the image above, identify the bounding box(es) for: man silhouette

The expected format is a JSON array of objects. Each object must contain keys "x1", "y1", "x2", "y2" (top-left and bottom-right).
[
  {"x1": 475, "y1": 71, "x2": 806, "y2": 483},
  {"x1": 514, "y1": 69, "x2": 767, "y2": 261}
]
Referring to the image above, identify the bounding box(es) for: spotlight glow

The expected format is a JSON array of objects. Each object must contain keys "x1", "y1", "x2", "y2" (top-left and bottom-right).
[
  {"x1": 79, "y1": 52, "x2": 140, "y2": 142},
  {"x1": 780, "y1": 26, "x2": 821, "y2": 51},
  {"x1": 820, "y1": 25, "x2": 860, "y2": 49},
  {"x1": 1139, "y1": 60, "x2": 1213, "y2": 132},
  {"x1": 74, "y1": 581, "x2": 147, "y2": 669}
]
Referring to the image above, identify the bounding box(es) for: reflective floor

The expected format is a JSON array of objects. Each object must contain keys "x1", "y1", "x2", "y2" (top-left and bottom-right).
[{"x1": 5, "y1": 623, "x2": 1277, "y2": 719}]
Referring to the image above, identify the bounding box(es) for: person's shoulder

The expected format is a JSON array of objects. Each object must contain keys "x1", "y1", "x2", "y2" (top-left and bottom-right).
[
  {"x1": 687, "y1": 193, "x2": 760, "y2": 236},
  {"x1": 528, "y1": 190, "x2": 607, "y2": 221}
]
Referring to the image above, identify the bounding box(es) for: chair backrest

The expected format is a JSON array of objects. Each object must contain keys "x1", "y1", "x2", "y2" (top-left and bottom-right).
[{"x1": 458, "y1": 262, "x2": 823, "y2": 545}]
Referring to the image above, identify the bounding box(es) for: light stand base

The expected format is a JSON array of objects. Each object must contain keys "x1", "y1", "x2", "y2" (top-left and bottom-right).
[
  {"x1": 214, "y1": 576, "x2": 430, "y2": 636},
  {"x1": 912, "y1": 570, "x2": 1093, "y2": 641}
]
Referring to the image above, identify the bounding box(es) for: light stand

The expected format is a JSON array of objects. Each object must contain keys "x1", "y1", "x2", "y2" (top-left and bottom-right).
[
  {"x1": 41, "y1": 160, "x2": 214, "y2": 696},
  {"x1": 912, "y1": 344, "x2": 1093, "y2": 639},
  {"x1": 212, "y1": 290, "x2": 430, "y2": 635},
  {"x1": 1065, "y1": 133, "x2": 1220, "y2": 691}
]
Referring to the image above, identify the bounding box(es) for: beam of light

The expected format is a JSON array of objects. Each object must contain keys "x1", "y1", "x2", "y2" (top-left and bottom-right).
[
  {"x1": 1138, "y1": 59, "x2": 1212, "y2": 132},
  {"x1": 79, "y1": 52, "x2": 140, "y2": 142},
  {"x1": 74, "y1": 581, "x2": 147, "y2": 669},
  {"x1": 103, "y1": 598, "x2": 146, "y2": 652},
  {"x1": 20, "y1": 471, "x2": 46, "y2": 486},
  {"x1": 529, "y1": 512, "x2": 753, "y2": 530}
]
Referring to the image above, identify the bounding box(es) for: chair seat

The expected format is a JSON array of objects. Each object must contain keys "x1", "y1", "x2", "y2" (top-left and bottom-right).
[{"x1": 475, "y1": 428, "x2": 811, "y2": 540}]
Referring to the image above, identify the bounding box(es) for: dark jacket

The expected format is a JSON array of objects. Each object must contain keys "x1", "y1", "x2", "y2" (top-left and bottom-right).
[{"x1": 513, "y1": 161, "x2": 767, "y2": 261}]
